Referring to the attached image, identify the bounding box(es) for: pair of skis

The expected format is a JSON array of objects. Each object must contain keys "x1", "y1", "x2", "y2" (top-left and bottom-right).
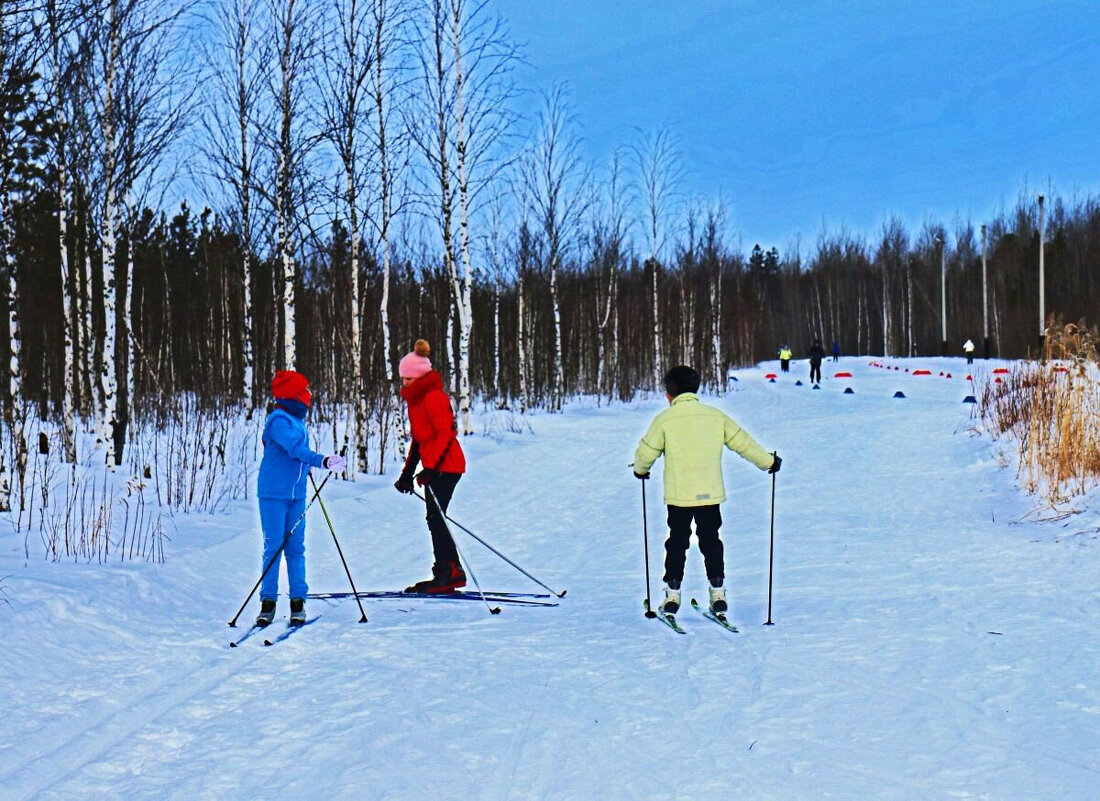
[
  {"x1": 229, "y1": 615, "x2": 321, "y2": 648},
  {"x1": 309, "y1": 589, "x2": 558, "y2": 607},
  {"x1": 643, "y1": 597, "x2": 739, "y2": 635},
  {"x1": 229, "y1": 589, "x2": 557, "y2": 648}
]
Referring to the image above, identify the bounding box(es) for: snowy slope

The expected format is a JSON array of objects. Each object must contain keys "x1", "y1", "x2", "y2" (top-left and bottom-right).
[{"x1": 3, "y1": 357, "x2": 1099, "y2": 799}]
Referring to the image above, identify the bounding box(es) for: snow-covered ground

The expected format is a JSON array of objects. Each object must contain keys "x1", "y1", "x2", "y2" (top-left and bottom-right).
[{"x1": 3, "y1": 357, "x2": 1099, "y2": 799}]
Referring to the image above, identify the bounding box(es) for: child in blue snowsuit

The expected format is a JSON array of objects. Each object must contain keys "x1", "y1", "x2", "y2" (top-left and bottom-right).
[{"x1": 256, "y1": 370, "x2": 345, "y2": 626}]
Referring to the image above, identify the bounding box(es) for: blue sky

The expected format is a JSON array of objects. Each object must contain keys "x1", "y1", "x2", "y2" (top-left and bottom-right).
[{"x1": 494, "y1": 0, "x2": 1100, "y2": 251}]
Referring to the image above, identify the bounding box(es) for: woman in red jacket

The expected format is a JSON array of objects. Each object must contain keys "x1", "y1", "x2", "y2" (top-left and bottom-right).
[{"x1": 393, "y1": 339, "x2": 468, "y2": 592}]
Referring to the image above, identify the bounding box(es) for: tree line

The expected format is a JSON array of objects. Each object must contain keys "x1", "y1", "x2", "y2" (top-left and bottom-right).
[{"x1": 2, "y1": 1, "x2": 1099, "y2": 509}]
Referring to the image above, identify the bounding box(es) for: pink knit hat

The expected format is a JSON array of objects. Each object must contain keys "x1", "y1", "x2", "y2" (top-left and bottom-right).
[{"x1": 399, "y1": 339, "x2": 433, "y2": 379}]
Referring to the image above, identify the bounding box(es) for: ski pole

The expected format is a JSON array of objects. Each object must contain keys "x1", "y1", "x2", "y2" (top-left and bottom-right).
[
  {"x1": 765, "y1": 454, "x2": 777, "y2": 626},
  {"x1": 642, "y1": 476, "x2": 656, "y2": 618},
  {"x1": 310, "y1": 474, "x2": 368, "y2": 623},
  {"x1": 412, "y1": 490, "x2": 567, "y2": 598},
  {"x1": 424, "y1": 486, "x2": 500, "y2": 615},
  {"x1": 228, "y1": 469, "x2": 337, "y2": 628}
]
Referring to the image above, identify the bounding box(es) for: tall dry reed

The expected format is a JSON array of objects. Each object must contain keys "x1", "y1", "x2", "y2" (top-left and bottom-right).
[{"x1": 978, "y1": 318, "x2": 1100, "y2": 505}]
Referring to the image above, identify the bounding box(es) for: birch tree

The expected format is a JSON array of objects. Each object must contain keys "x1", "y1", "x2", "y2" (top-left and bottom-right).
[
  {"x1": 591, "y1": 147, "x2": 628, "y2": 402},
  {"x1": 408, "y1": 0, "x2": 514, "y2": 431},
  {"x1": 0, "y1": 6, "x2": 48, "y2": 511},
  {"x1": 43, "y1": 0, "x2": 88, "y2": 464},
  {"x1": 367, "y1": 0, "x2": 413, "y2": 472},
  {"x1": 703, "y1": 206, "x2": 725, "y2": 391},
  {"x1": 633, "y1": 126, "x2": 682, "y2": 389},
  {"x1": 201, "y1": 0, "x2": 266, "y2": 409},
  {"x1": 94, "y1": 0, "x2": 193, "y2": 466},
  {"x1": 267, "y1": 0, "x2": 317, "y2": 370},
  {"x1": 521, "y1": 86, "x2": 590, "y2": 411},
  {"x1": 316, "y1": 0, "x2": 376, "y2": 474}
]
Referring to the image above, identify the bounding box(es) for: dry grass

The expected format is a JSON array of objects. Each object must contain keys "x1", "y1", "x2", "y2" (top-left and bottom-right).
[{"x1": 978, "y1": 318, "x2": 1100, "y2": 505}]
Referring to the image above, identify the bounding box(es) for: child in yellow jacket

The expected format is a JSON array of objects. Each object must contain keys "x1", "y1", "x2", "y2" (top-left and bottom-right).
[{"x1": 633, "y1": 365, "x2": 781, "y2": 615}]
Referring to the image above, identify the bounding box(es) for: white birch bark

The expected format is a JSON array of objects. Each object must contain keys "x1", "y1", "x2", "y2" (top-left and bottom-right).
[
  {"x1": 451, "y1": 3, "x2": 473, "y2": 431},
  {"x1": 450, "y1": 0, "x2": 473, "y2": 433},
  {"x1": 906, "y1": 262, "x2": 913, "y2": 356},
  {"x1": 275, "y1": 0, "x2": 298, "y2": 368},
  {"x1": 82, "y1": 213, "x2": 94, "y2": 413},
  {"x1": 651, "y1": 258, "x2": 661, "y2": 388},
  {"x1": 881, "y1": 265, "x2": 890, "y2": 357},
  {"x1": 372, "y1": 0, "x2": 405, "y2": 473},
  {"x1": 550, "y1": 253, "x2": 564, "y2": 410},
  {"x1": 124, "y1": 221, "x2": 135, "y2": 459},
  {"x1": 48, "y1": 0, "x2": 77, "y2": 462},
  {"x1": 0, "y1": 191, "x2": 22, "y2": 511},
  {"x1": 100, "y1": 0, "x2": 120, "y2": 468},
  {"x1": 236, "y1": 0, "x2": 255, "y2": 407},
  {"x1": 516, "y1": 264, "x2": 527, "y2": 412},
  {"x1": 59, "y1": 160, "x2": 75, "y2": 463},
  {"x1": 711, "y1": 266, "x2": 722, "y2": 393}
]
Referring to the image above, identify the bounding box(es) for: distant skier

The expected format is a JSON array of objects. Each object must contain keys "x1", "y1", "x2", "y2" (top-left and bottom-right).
[
  {"x1": 831, "y1": 341, "x2": 840, "y2": 362},
  {"x1": 808, "y1": 339, "x2": 826, "y2": 385},
  {"x1": 633, "y1": 365, "x2": 781, "y2": 616},
  {"x1": 963, "y1": 338, "x2": 975, "y2": 365},
  {"x1": 778, "y1": 345, "x2": 792, "y2": 373},
  {"x1": 256, "y1": 370, "x2": 346, "y2": 627},
  {"x1": 393, "y1": 339, "x2": 468, "y2": 593}
]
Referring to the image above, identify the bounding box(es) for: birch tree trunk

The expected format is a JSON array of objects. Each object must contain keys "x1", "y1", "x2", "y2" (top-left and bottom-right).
[
  {"x1": 907, "y1": 262, "x2": 915, "y2": 356},
  {"x1": 48, "y1": 0, "x2": 77, "y2": 462},
  {"x1": 81, "y1": 211, "x2": 94, "y2": 413},
  {"x1": 881, "y1": 266, "x2": 890, "y2": 357},
  {"x1": 275, "y1": 0, "x2": 299, "y2": 369},
  {"x1": 235, "y1": 0, "x2": 255, "y2": 408},
  {"x1": 0, "y1": 191, "x2": 24, "y2": 511},
  {"x1": 549, "y1": 253, "x2": 564, "y2": 410},
  {"x1": 516, "y1": 265, "x2": 527, "y2": 412},
  {"x1": 651, "y1": 259, "x2": 661, "y2": 388},
  {"x1": 449, "y1": 0, "x2": 473, "y2": 433},
  {"x1": 59, "y1": 160, "x2": 75, "y2": 462},
  {"x1": 99, "y1": 0, "x2": 120, "y2": 468},
  {"x1": 372, "y1": 0, "x2": 405, "y2": 473},
  {"x1": 710, "y1": 266, "x2": 722, "y2": 393},
  {"x1": 121, "y1": 220, "x2": 136, "y2": 462}
]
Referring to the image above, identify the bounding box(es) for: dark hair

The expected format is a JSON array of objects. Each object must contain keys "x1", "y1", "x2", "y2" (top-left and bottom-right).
[{"x1": 664, "y1": 365, "x2": 701, "y2": 397}]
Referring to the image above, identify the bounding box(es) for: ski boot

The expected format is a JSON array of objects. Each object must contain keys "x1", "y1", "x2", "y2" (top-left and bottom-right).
[
  {"x1": 406, "y1": 561, "x2": 467, "y2": 593},
  {"x1": 708, "y1": 584, "x2": 728, "y2": 615},
  {"x1": 659, "y1": 582, "x2": 681, "y2": 615},
  {"x1": 421, "y1": 561, "x2": 467, "y2": 594},
  {"x1": 255, "y1": 598, "x2": 277, "y2": 627},
  {"x1": 406, "y1": 564, "x2": 440, "y2": 593},
  {"x1": 289, "y1": 597, "x2": 306, "y2": 626}
]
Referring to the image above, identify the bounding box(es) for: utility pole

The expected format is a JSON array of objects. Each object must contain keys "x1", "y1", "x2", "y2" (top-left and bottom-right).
[
  {"x1": 1038, "y1": 193, "x2": 1046, "y2": 355},
  {"x1": 981, "y1": 224, "x2": 989, "y2": 358},
  {"x1": 940, "y1": 236, "x2": 947, "y2": 356}
]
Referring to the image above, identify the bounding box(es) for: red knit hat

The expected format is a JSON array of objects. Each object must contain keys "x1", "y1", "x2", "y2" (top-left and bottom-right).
[{"x1": 271, "y1": 370, "x2": 312, "y2": 406}]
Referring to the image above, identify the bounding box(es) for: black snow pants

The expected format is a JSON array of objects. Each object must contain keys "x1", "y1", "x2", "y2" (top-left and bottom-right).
[
  {"x1": 810, "y1": 362, "x2": 822, "y2": 384},
  {"x1": 424, "y1": 472, "x2": 461, "y2": 567},
  {"x1": 663, "y1": 504, "x2": 724, "y2": 586}
]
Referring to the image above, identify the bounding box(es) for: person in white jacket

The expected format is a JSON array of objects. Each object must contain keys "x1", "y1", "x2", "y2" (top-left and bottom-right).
[{"x1": 963, "y1": 339, "x2": 975, "y2": 365}]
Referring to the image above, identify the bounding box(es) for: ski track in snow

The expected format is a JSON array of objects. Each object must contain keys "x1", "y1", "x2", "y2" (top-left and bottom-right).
[{"x1": 3, "y1": 357, "x2": 1100, "y2": 799}]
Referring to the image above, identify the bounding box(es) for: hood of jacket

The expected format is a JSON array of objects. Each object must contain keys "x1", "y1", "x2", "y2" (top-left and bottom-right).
[{"x1": 400, "y1": 369, "x2": 445, "y2": 403}]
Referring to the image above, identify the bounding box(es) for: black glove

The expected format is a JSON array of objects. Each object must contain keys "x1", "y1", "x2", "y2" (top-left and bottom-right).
[
  {"x1": 394, "y1": 473, "x2": 414, "y2": 494},
  {"x1": 768, "y1": 455, "x2": 782, "y2": 474},
  {"x1": 415, "y1": 468, "x2": 438, "y2": 487},
  {"x1": 634, "y1": 471, "x2": 650, "y2": 480}
]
